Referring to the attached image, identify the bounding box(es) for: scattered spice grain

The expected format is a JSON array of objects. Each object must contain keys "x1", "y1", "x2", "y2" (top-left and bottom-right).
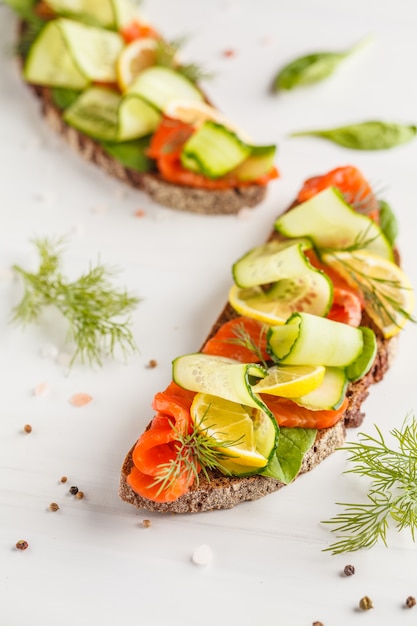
[
  {"x1": 223, "y1": 48, "x2": 236, "y2": 57},
  {"x1": 359, "y1": 596, "x2": 373, "y2": 611},
  {"x1": 49, "y1": 502, "x2": 59, "y2": 512},
  {"x1": 146, "y1": 359, "x2": 158, "y2": 369},
  {"x1": 69, "y1": 486, "x2": 79, "y2": 495},
  {"x1": 75, "y1": 491, "x2": 84, "y2": 500},
  {"x1": 23, "y1": 424, "x2": 32, "y2": 433},
  {"x1": 60, "y1": 476, "x2": 68, "y2": 483},
  {"x1": 343, "y1": 564, "x2": 355, "y2": 576},
  {"x1": 406, "y1": 596, "x2": 416, "y2": 608},
  {"x1": 142, "y1": 519, "x2": 151, "y2": 528},
  {"x1": 312, "y1": 622, "x2": 324, "y2": 626},
  {"x1": 15, "y1": 540, "x2": 29, "y2": 550},
  {"x1": 134, "y1": 209, "x2": 146, "y2": 218}
]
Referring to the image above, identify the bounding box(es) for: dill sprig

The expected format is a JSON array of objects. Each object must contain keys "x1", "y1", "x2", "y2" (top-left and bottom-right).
[
  {"x1": 156, "y1": 37, "x2": 212, "y2": 83},
  {"x1": 324, "y1": 250, "x2": 415, "y2": 330},
  {"x1": 225, "y1": 321, "x2": 269, "y2": 367},
  {"x1": 12, "y1": 237, "x2": 140, "y2": 367},
  {"x1": 323, "y1": 416, "x2": 417, "y2": 554},
  {"x1": 149, "y1": 417, "x2": 243, "y2": 497}
]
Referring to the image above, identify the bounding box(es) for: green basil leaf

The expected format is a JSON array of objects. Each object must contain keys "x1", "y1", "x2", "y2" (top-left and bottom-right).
[
  {"x1": 291, "y1": 121, "x2": 417, "y2": 150},
  {"x1": 100, "y1": 137, "x2": 155, "y2": 173},
  {"x1": 261, "y1": 427, "x2": 317, "y2": 484},
  {"x1": 51, "y1": 87, "x2": 82, "y2": 110},
  {"x1": 378, "y1": 199, "x2": 398, "y2": 245},
  {"x1": 275, "y1": 52, "x2": 346, "y2": 91},
  {"x1": 274, "y1": 37, "x2": 370, "y2": 91}
]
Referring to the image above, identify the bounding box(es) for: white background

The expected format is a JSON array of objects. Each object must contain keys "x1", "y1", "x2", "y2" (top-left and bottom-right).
[{"x1": 1, "y1": 1, "x2": 417, "y2": 624}]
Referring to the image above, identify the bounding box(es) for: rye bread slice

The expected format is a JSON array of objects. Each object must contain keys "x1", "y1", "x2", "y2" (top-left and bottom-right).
[
  {"x1": 119, "y1": 233, "x2": 397, "y2": 513},
  {"x1": 27, "y1": 84, "x2": 268, "y2": 215}
]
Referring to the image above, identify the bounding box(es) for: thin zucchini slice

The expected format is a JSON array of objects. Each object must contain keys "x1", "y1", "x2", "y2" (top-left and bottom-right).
[
  {"x1": 172, "y1": 353, "x2": 267, "y2": 410},
  {"x1": 181, "y1": 121, "x2": 251, "y2": 178},
  {"x1": 275, "y1": 186, "x2": 394, "y2": 261},
  {"x1": 267, "y1": 312, "x2": 364, "y2": 366},
  {"x1": 128, "y1": 66, "x2": 204, "y2": 111},
  {"x1": 24, "y1": 18, "x2": 124, "y2": 87}
]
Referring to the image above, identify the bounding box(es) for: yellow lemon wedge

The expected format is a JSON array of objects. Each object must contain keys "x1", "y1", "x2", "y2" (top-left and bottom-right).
[
  {"x1": 322, "y1": 250, "x2": 415, "y2": 338},
  {"x1": 251, "y1": 364, "x2": 326, "y2": 397},
  {"x1": 116, "y1": 37, "x2": 158, "y2": 91},
  {"x1": 190, "y1": 393, "x2": 270, "y2": 469}
]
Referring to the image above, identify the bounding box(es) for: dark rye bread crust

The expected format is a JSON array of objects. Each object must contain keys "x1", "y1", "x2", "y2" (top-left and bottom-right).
[
  {"x1": 27, "y1": 84, "x2": 267, "y2": 215},
  {"x1": 119, "y1": 289, "x2": 397, "y2": 513}
]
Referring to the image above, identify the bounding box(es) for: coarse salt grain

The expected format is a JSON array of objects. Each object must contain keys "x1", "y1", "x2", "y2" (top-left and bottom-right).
[
  {"x1": 33, "y1": 382, "x2": 49, "y2": 397},
  {"x1": 191, "y1": 544, "x2": 213, "y2": 566},
  {"x1": 69, "y1": 393, "x2": 93, "y2": 407}
]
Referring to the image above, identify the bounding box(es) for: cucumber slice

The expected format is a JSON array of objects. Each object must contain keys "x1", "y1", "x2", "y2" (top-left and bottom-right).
[
  {"x1": 24, "y1": 18, "x2": 124, "y2": 87},
  {"x1": 128, "y1": 66, "x2": 204, "y2": 111},
  {"x1": 44, "y1": 0, "x2": 115, "y2": 28},
  {"x1": 231, "y1": 144, "x2": 276, "y2": 181},
  {"x1": 292, "y1": 367, "x2": 348, "y2": 410},
  {"x1": 275, "y1": 186, "x2": 394, "y2": 261},
  {"x1": 111, "y1": 0, "x2": 142, "y2": 28},
  {"x1": 233, "y1": 240, "x2": 315, "y2": 288},
  {"x1": 172, "y1": 353, "x2": 267, "y2": 410},
  {"x1": 44, "y1": 0, "x2": 140, "y2": 28},
  {"x1": 181, "y1": 121, "x2": 251, "y2": 178},
  {"x1": 118, "y1": 94, "x2": 161, "y2": 140},
  {"x1": 24, "y1": 20, "x2": 88, "y2": 89},
  {"x1": 64, "y1": 88, "x2": 161, "y2": 142},
  {"x1": 64, "y1": 87, "x2": 120, "y2": 140},
  {"x1": 346, "y1": 326, "x2": 377, "y2": 382},
  {"x1": 267, "y1": 311, "x2": 364, "y2": 366}
]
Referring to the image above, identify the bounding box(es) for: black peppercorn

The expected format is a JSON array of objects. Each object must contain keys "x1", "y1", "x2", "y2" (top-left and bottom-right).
[
  {"x1": 343, "y1": 564, "x2": 355, "y2": 576},
  {"x1": 69, "y1": 485, "x2": 79, "y2": 495}
]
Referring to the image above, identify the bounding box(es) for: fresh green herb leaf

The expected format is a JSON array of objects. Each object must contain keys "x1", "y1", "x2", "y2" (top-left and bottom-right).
[
  {"x1": 150, "y1": 417, "x2": 245, "y2": 497},
  {"x1": 378, "y1": 199, "x2": 398, "y2": 246},
  {"x1": 12, "y1": 238, "x2": 140, "y2": 367},
  {"x1": 290, "y1": 121, "x2": 417, "y2": 150},
  {"x1": 100, "y1": 136, "x2": 155, "y2": 172},
  {"x1": 323, "y1": 416, "x2": 417, "y2": 553},
  {"x1": 261, "y1": 427, "x2": 317, "y2": 483},
  {"x1": 156, "y1": 37, "x2": 212, "y2": 83},
  {"x1": 51, "y1": 87, "x2": 82, "y2": 110},
  {"x1": 274, "y1": 36, "x2": 370, "y2": 91},
  {"x1": 226, "y1": 321, "x2": 269, "y2": 367}
]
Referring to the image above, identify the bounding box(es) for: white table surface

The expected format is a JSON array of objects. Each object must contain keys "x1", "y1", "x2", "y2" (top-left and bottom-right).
[{"x1": 1, "y1": 1, "x2": 417, "y2": 624}]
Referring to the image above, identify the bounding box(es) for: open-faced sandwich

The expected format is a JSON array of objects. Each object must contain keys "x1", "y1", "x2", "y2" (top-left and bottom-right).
[
  {"x1": 119, "y1": 165, "x2": 415, "y2": 513},
  {"x1": 7, "y1": 0, "x2": 278, "y2": 214}
]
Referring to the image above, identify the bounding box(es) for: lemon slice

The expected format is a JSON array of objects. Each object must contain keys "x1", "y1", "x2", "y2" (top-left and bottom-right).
[
  {"x1": 190, "y1": 393, "x2": 275, "y2": 470},
  {"x1": 117, "y1": 37, "x2": 158, "y2": 91},
  {"x1": 229, "y1": 275, "x2": 330, "y2": 326},
  {"x1": 322, "y1": 250, "x2": 415, "y2": 338},
  {"x1": 252, "y1": 364, "x2": 325, "y2": 397}
]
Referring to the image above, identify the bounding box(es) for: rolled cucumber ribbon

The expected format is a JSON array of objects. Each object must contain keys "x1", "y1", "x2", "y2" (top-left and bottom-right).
[{"x1": 267, "y1": 312, "x2": 364, "y2": 367}]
